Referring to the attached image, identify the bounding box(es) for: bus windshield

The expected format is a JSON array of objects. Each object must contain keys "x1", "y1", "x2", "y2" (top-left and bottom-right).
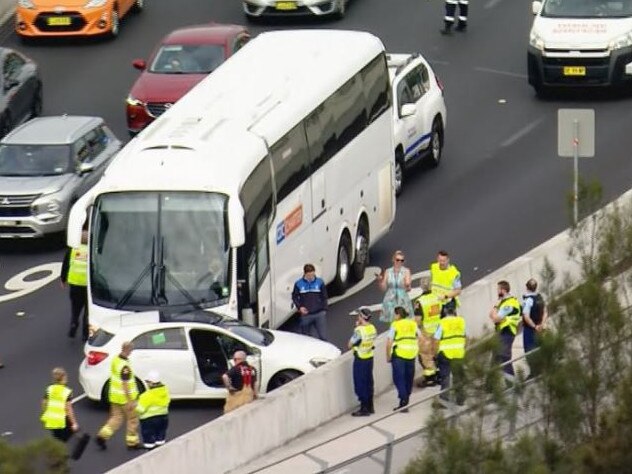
[{"x1": 91, "y1": 191, "x2": 230, "y2": 311}]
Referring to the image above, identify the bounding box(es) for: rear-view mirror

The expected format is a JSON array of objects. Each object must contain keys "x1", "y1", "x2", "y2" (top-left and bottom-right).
[
  {"x1": 132, "y1": 59, "x2": 146, "y2": 71},
  {"x1": 77, "y1": 162, "x2": 95, "y2": 175},
  {"x1": 532, "y1": 1, "x2": 542, "y2": 15}
]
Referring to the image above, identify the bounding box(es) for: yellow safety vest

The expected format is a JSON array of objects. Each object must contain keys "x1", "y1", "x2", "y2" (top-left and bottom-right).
[
  {"x1": 109, "y1": 355, "x2": 138, "y2": 405},
  {"x1": 391, "y1": 318, "x2": 419, "y2": 360},
  {"x1": 430, "y1": 262, "x2": 460, "y2": 306},
  {"x1": 67, "y1": 245, "x2": 88, "y2": 287},
  {"x1": 438, "y1": 315, "x2": 466, "y2": 360},
  {"x1": 353, "y1": 324, "x2": 377, "y2": 359},
  {"x1": 497, "y1": 296, "x2": 522, "y2": 335},
  {"x1": 41, "y1": 384, "x2": 71, "y2": 429},
  {"x1": 414, "y1": 292, "x2": 442, "y2": 334},
  {"x1": 136, "y1": 385, "x2": 170, "y2": 420}
]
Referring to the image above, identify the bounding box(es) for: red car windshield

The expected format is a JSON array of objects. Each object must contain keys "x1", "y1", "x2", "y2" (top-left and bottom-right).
[{"x1": 149, "y1": 44, "x2": 226, "y2": 74}]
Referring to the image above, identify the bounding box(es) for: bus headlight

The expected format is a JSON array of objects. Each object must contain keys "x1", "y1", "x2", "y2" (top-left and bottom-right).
[
  {"x1": 529, "y1": 31, "x2": 545, "y2": 51},
  {"x1": 610, "y1": 31, "x2": 632, "y2": 51}
]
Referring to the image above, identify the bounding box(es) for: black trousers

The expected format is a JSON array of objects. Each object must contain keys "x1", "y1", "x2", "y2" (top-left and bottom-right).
[
  {"x1": 69, "y1": 285, "x2": 88, "y2": 341},
  {"x1": 50, "y1": 425, "x2": 73, "y2": 442}
]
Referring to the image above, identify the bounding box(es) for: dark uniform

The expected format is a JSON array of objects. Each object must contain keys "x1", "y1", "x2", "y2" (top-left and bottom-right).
[
  {"x1": 441, "y1": 0, "x2": 469, "y2": 34},
  {"x1": 60, "y1": 245, "x2": 89, "y2": 341},
  {"x1": 349, "y1": 308, "x2": 376, "y2": 417}
]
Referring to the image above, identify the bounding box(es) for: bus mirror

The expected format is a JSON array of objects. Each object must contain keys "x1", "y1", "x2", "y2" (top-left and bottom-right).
[
  {"x1": 228, "y1": 196, "x2": 245, "y2": 247},
  {"x1": 67, "y1": 194, "x2": 90, "y2": 248}
]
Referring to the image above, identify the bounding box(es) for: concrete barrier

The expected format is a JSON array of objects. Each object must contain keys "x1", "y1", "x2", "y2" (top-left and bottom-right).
[
  {"x1": 0, "y1": 0, "x2": 13, "y2": 29},
  {"x1": 110, "y1": 189, "x2": 632, "y2": 474}
]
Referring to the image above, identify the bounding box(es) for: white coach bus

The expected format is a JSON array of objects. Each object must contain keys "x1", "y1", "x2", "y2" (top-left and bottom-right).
[{"x1": 67, "y1": 29, "x2": 396, "y2": 329}]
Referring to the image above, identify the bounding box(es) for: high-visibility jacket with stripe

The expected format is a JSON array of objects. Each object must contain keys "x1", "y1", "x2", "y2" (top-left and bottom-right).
[
  {"x1": 353, "y1": 324, "x2": 377, "y2": 359},
  {"x1": 414, "y1": 292, "x2": 442, "y2": 334},
  {"x1": 438, "y1": 315, "x2": 466, "y2": 360},
  {"x1": 391, "y1": 318, "x2": 419, "y2": 360},
  {"x1": 497, "y1": 296, "x2": 522, "y2": 335},
  {"x1": 136, "y1": 385, "x2": 170, "y2": 420},
  {"x1": 430, "y1": 262, "x2": 460, "y2": 305},
  {"x1": 67, "y1": 245, "x2": 88, "y2": 287},
  {"x1": 109, "y1": 355, "x2": 138, "y2": 405},
  {"x1": 41, "y1": 384, "x2": 71, "y2": 429}
]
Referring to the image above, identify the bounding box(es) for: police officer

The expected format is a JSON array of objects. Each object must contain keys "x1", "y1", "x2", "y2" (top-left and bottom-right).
[
  {"x1": 413, "y1": 277, "x2": 442, "y2": 387},
  {"x1": 489, "y1": 280, "x2": 522, "y2": 377},
  {"x1": 60, "y1": 230, "x2": 89, "y2": 341},
  {"x1": 41, "y1": 367, "x2": 79, "y2": 442},
  {"x1": 136, "y1": 370, "x2": 170, "y2": 449},
  {"x1": 386, "y1": 306, "x2": 421, "y2": 412},
  {"x1": 435, "y1": 304, "x2": 466, "y2": 406},
  {"x1": 522, "y1": 278, "x2": 548, "y2": 378},
  {"x1": 441, "y1": 0, "x2": 469, "y2": 35},
  {"x1": 95, "y1": 341, "x2": 140, "y2": 450},
  {"x1": 430, "y1": 250, "x2": 462, "y2": 317},
  {"x1": 348, "y1": 307, "x2": 377, "y2": 417}
]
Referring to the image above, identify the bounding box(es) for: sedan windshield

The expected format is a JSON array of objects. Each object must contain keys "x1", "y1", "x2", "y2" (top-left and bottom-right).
[
  {"x1": 542, "y1": 0, "x2": 632, "y2": 18},
  {"x1": 220, "y1": 320, "x2": 275, "y2": 347},
  {"x1": 0, "y1": 144, "x2": 72, "y2": 176},
  {"x1": 149, "y1": 44, "x2": 225, "y2": 74},
  {"x1": 91, "y1": 191, "x2": 231, "y2": 311}
]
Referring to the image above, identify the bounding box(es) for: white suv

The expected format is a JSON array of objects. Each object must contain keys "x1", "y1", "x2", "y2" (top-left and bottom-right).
[{"x1": 388, "y1": 54, "x2": 447, "y2": 196}]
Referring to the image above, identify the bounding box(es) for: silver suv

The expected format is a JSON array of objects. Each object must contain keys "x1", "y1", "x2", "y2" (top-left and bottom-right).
[{"x1": 0, "y1": 116, "x2": 121, "y2": 238}]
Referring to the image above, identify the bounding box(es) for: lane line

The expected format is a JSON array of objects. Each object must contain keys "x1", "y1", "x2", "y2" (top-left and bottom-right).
[
  {"x1": 500, "y1": 117, "x2": 545, "y2": 148},
  {"x1": 474, "y1": 66, "x2": 527, "y2": 79}
]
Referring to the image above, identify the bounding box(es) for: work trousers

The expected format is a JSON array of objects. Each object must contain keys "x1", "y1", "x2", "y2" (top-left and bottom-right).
[
  {"x1": 496, "y1": 329, "x2": 515, "y2": 377},
  {"x1": 523, "y1": 326, "x2": 541, "y2": 377},
  {"x1": 140, "y1": 415, "x2": 168, "y2": 448},
  {"x1": 69, "y1": 284, "x2": 88, "y2": 341},
  {"x1": 98, "y1": 402, "x2": 140, "y2": 447},
  {"x1": 352, "y1": 356, "x2": 374, "y2": 405},
  {"x1": 224, "y1": 385, "x2": 255, "y2": 413},
  {"x1": 299, "y1": 310, "x2": 328, "y2": 341},
  {"x1": 391, "y1": 355, "x2": 415, "y2": 405},
  {"x1": 418, "y1": 331, "x2": 438, "y2": 377},
  {"x1": 437, "y1": 352, "x2": 466, "y2": 405},
  {"x1": 445, "y1": 0, "x2": 469, "y2": 26},
  {"x1": 49, "y1": 425, "x2": 73, "y2": 443}
]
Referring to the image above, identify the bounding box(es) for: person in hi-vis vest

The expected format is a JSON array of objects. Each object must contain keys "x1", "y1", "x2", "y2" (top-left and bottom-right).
[
  {"x1": 60, "y1": 230, "x2": 89, "y2": 341},
  {"x1": 41, "y1": 367, "x2": 79, "y2": 442}
]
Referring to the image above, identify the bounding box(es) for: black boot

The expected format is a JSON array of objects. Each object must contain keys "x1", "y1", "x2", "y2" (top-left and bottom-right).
[
  {"x1": 352, "y1": 403, "x2": 370, "y2": 417},
  {"x1": 455, "y1": 21, "x2": 467, "y2": 32},
  {"x1": 368, "y1": 397, "x2": 375, "y2": 414},
  {"x1": 440, "y1": 21, "x2": 453, "y2": 35}
]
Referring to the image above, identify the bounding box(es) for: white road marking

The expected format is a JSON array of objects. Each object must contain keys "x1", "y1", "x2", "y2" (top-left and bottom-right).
[
  {"x1": 484, "y1": 0, "x2": 504, "y2": 9},
  {"x1": 0, "y1": 263, "x2": 62, "y2": 304},
  {"x1": 71, "y1": 393, "x2": 87, "y2": 404},
  {"x1": 474, "y1": 66, "x2": 527, "y2": 79},
  {"x1": 500, "y1": 117, "x2": 545, "y2": 148}
]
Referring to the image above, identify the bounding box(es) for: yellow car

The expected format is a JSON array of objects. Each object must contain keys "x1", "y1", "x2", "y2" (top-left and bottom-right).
[{"x1": 16, "y1": 0, "x2": 144, "y2": 39}]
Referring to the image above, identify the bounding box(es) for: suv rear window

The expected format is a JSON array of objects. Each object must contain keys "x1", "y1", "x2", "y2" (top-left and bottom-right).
[{"x1": 89, "y1": 328, "x2": 115, "y2": 347}]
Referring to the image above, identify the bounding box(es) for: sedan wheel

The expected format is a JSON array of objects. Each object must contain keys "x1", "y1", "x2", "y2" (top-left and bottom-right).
[
  {"x1": 0, "y1": 114, "x2": 12, "y2": 139},
  {"x1": 268, "y1": 370, "x2": 301, "y2": 391},
  {"x1": 335, "y1": 0, "x2": 346, "y2": 19},
  {"x1": 31, "y1": 85, "x2": 43, "y2": 118},
  {"x1": 110, "y1": 10, "x2": 119, "y2": 38},
  {"x1": 133, "y1": 0, "x2": 145, "y2": 13}
]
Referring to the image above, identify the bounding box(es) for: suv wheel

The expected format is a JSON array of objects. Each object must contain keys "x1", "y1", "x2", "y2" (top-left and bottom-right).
[
  {"x1": 426, "y1": 120, "x2": 443, "y2": 168},
  {"x1": 394, "y1": 149, "x2": 405, "y2": 196}
]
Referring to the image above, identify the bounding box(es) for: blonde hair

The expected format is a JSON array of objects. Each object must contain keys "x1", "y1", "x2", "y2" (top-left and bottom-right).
[
  {"x1": 393, "y1": 250, "x2": 405, "y2": 261},
  {"x1": 52, "y1": 367, "x2": 67, "y2": 384}
]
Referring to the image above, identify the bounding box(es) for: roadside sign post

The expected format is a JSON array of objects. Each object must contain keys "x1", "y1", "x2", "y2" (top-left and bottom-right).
[{"x1": 558, "y1": 109, "x2": 595, "y2": 225}]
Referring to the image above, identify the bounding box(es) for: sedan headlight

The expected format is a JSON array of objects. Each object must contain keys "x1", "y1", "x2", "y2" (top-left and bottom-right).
[
  {"x1": 126, "y1": 96, "x2": 145, "y2": 107},
  {"x1": 610, "y1": 31, "x2": 632, "y2": 51},
  {"x1": 529, "y1": 31, "x2": 545, "y2": 51},
  {"x1": 85, "y1": 0, "x2": 107, "y2": 7},
  {"x1": 17, "y1": 0, "x2": 35, "y2": 8},
  {"x1": 31, "y1": 197, "x2": 63, "y2": 221},
  {"x1": 309, "y1": 357, "x2": 331, "y2": 369}
]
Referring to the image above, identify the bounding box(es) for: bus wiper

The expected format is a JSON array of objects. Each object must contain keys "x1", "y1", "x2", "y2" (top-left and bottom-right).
[
  {"x1": 153, "y1": 236, "x2": 168, "y2": 306},
  {"x1": 115, "y1": 236, "x2": 156, "y2": 310}
]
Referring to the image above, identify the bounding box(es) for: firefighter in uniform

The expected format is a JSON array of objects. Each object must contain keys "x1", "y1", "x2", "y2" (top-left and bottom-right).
[
  {"x1": 95, "y1": 341, "x2": 140, "y2": 450},
  {"x1": 430, "y1": 250, "x2": 462, "y2": 317},
  {"x1": 413, "y1": 277, "x2": 443, "y2": 387},
  {"x1": 60, "y1": 230, "x2": 89, "y2": 341},
  {"x1": 136, "y1": 370, "x2": 170, "y2": 449},
  {"x1": 435, "y1": 304, "x2": 467, "y2": 406},
  {"x1": 386, "y1": 306, "x2": 421, "y2": 412},
  {"x1": 489, "y1": 280, "x2": 522, "y2": 377},
  {"x1": 441, "y1": 0, "x2": 469, "y2": 35},
  {"x1": 41, "y1": 367, "x2": 79, "y2": 442},
  {"x1": 348, "y1": 307, "x2": 377, "y2": 417}
]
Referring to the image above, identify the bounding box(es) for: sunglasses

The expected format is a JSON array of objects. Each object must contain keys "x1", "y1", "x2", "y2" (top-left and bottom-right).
[{"x1": 395, "y1": 258, "x2": 405, "y2": 262}]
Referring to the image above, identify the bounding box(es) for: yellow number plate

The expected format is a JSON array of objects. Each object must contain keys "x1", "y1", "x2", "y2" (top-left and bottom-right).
[
  {"x1": 563, "y1": 66, "x2": 586, "y2": 76},
  {"x1": 276, "y1": 1, "x2": 298, "y2": 10},
  {"x1": 47, "y1": 16, "x2": 72, "y2": 26}
]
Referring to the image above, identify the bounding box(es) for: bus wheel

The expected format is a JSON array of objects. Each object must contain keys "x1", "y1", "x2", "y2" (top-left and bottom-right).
[
  {"x1": 332, "y1": 233, "x2": 352, "y2": 295},
  {"x1": 352, "y1": 220, "x2": 369, "y2": 282}
]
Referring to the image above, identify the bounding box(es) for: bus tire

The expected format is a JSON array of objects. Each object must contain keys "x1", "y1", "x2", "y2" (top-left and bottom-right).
[
  {"x1": 331, "y1": 233, "x2": 352, "y2": 295},
  {"x1": 352, "y1": 219, "x2": 369, "y2": 282}
]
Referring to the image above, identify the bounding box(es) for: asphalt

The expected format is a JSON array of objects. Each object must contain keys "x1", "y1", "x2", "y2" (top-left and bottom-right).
[{"x1": 0, "y1": 0, "x2": 632, "y2": 472}]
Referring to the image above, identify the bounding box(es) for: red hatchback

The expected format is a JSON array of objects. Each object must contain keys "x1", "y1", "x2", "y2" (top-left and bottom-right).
[{"x1": 126, "y1": 23, "x2": 250, "y2": 136}]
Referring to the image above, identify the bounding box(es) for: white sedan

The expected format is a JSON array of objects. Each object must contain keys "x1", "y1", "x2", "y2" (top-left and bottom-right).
[
  {"x1": 79, "y1": 310, "x2": 341, "y2": 402},
  {"x1": 242, "y1": 0, "x2": 348, "y2": 19}
]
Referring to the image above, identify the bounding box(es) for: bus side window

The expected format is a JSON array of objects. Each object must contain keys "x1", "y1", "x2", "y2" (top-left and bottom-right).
[
  {"x1": 361, "y1": 54, "x2": 390, "y2": 124},
  {"x1": 270, "y1": 123, "x2": 310, "y2": 201}
]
